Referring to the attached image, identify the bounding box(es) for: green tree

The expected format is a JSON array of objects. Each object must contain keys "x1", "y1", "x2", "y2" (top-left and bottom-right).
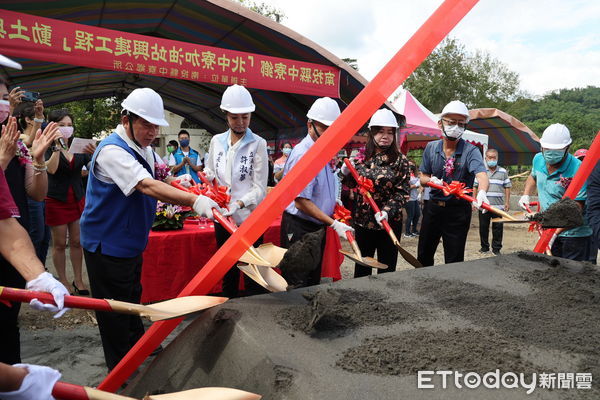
[
  {"x1": 47, "y1": 97, "x2": 122, "y2": 139},
  {"x1": 505, "y1": 86, "x2": 600, "y2": 150},
  {"x1": 237, "y1": 0, "x2": 286, "y2": 22},
  {"x1": 403, "y1": 37, "x2": 521, "y2": 112},
  {"x1": 342, "y1": 58, "x2": 359, "y2": 71}
]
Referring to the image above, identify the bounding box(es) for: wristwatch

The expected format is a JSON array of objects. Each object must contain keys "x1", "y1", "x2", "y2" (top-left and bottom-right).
[{"x1": 51, "y1": 145, "x2": 61, "y2": 152}]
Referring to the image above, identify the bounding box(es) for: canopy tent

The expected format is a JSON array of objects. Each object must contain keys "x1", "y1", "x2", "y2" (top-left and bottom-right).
[
  {"x1": 391, "y1": 89, "x2": 488, "y2": 153},
  {"x1": 0, "y1": 0, "x2": 369, "y2": 141},
  {"x1": 467, "y1": 108, "x2": 541, "y2": 165}
]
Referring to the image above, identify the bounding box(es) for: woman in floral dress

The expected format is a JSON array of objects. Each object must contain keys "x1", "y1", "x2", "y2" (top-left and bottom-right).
[{"x1": 341, "y1": 109, "x2": 410, "y2": 277}]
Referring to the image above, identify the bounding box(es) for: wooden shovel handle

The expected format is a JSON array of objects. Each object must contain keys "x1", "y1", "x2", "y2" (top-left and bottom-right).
[
  {"x1": 53, "y1": 382, "x2": 134, "y2": 400},
  {"x1": 0, "y1": 286, "x2": 112, "y2": 312},
  {"x1": 345, "y1": 231, "x2": 363, "y2": 260}
]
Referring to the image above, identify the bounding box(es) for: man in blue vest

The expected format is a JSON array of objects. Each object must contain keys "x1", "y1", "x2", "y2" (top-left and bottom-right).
[
  {"x1": 80, "y1": 88, "x2": 222, "y2": 370},
  {"x1": 169, "y1": 130, "x2": 202, "y2": 183}
]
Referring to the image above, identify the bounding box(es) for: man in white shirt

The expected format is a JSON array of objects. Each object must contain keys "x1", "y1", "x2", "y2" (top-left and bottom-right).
[
  {"x1": 80, "y1": 88, "x2": 222, "y2": 370},
  {"x1": 204, "y1": 84, "x2": 268, "y2": 298}
]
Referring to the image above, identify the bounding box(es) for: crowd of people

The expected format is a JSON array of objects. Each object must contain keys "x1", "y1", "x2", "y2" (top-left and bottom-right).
[{"x1": 1, "y1": 73, "x2": 599, "y2": 397}]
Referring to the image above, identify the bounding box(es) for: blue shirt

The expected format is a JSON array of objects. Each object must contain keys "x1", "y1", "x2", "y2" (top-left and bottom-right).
[
  {"x1": 531, "y1": 152, "x2": 592, "y2": 238},
  {"x1": 283, "y1": 134, "x2": 336, "y2": 225},
  {"x1": 420, "y1": 139, "x2": 486, "y2": 202}
]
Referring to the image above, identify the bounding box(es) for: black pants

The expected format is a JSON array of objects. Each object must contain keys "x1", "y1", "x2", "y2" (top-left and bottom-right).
[
  {"x1": 213, "y1": 222, "x2": 268, "y2": 298},
  {"x1": 0, "y1": 257, "x2": 26, "y2": 364},
  {"x1": 354, "y1": 221, "x2": 401, "y2": 277},
  {"x1": 551, "y1": 236, "x2": 591, "y2": 261},
  {"x1": 84, "y1": 248, "x2": 146, "y2": 371},
  {"x1": 417, "y1": 200, "x2": 472, "y2": 267},
  {"x1": 405, "y1": 201, "x2": 420, "y2": 235},
  {"x1": 478, "y1": 210, "x2": 503, "y2": 252},
  {"x1": 280, "y1": 212, "x2": 326, "y2": 286}
]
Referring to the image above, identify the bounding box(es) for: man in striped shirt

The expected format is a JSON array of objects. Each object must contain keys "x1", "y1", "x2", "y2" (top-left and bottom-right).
[{"x1": 474, "y1": 149, "x2": 511, "y2": 255}]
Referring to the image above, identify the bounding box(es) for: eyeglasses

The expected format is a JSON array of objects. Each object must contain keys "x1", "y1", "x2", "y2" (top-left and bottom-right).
[{"x1": 441, "y1": 118, "x2": 467, "y2": 129}]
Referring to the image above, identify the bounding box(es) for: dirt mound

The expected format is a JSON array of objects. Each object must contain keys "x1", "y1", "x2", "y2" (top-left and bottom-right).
[
  {"x1": 277, "y1": 288, "x2": 423, "y2": 337},
  {"x1": 336, "y1": 328, "x2": 539, "y2": 376}
]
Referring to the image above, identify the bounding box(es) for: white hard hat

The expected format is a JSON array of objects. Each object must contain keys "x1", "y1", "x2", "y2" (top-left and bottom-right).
[
  {"x1": 220, "y1": 84, "x2": 255, "y2": 114},
  {"x1": 440, "y1": 100, "x2": 470, "y2": 122},
  {"x1": 121, "y1": 88, "x2": 169, "y2": 126},
  {"x1": 306, "y1": 97, "x2": 341, "y2": 126},
  {"x1": 540, "y1": 123, "x2": 572, "y2": 149},
  {"x1": 368, "y1": 109, "x2": 399, "y2": 129}
]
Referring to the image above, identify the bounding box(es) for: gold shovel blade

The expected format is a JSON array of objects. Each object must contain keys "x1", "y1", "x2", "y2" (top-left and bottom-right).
[
  {"x1": 237, "y1": 264, "x2": 288, "y2": 292},
  {"x1": 339, "y1": 250, "x2": 388, "y2": 269},
  {"x1": 147, "y1": 387, "x2": 261, "y2": 400},
  {"x1": 107, "y1": 296, "x2": 228, "y2": 322},
  {"x1": 238, "y1": 247, "x2": 274, "y2": 267},
  {"x1": 254, "y1": 243, "x2": 287, "y2": 267}
]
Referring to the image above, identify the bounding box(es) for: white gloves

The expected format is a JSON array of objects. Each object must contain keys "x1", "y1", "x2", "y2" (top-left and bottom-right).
[
  {"x1": 203, "y1": 169, "x2": 215, "y2": 182},
  {"x1": 193, "y1": 195, "x2": 221, "y2": 220},
  {"x1": 336, "y1": 199, "x2": 344, "y2": 206},
  {"x1": 222, "y1": 201, "x2": 241, "y2": 217},
  {"x1": 0, "y1": 364, "x2": 61, "y2": 400},
  {"x1": 330, "y1": 220, "x2": 355, "y2": 239},
  {"x1": 475, "y1": 190, "x2": 489, "y2": 213},
  {"x1": 176, "y1": 173, "x2": 193, "y2": 188},
  {"x1": 374, "y1": 211, "x2": 388, "y2": 227},
  {"x1": 340, "y1": 160, "x2": 353, "y2": 176},
  {"x1": 518, "y1": 194, "x2": 530, "y2": 210},
  {"x1": 429, "y1": 176, "x2": 444, "y2": 186},
  {"x1": 25, "y1": 272, "x2": 69, "y2": 318}
]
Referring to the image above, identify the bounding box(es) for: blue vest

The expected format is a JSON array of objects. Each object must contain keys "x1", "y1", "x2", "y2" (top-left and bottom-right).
[
  {"x1": 172, "y1": 147, "x2": 201, "y2": 182},
  {"x1": 80, "y1": 133, "x2": 157, "y2": 258}
]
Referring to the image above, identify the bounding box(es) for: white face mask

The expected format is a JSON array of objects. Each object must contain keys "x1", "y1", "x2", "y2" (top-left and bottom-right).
[
  {"x1": 58, "y1": 126, "x2": 74, "y2": 140},
  {"x1": 0, "y1": 100, "x2": 9, "y2": 124},
  {"x1": 443, "y1": 124, "x2": 465, "y2": 139}
]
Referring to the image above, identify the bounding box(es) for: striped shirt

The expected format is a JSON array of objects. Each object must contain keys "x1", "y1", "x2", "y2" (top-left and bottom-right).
[{"x1": 475, "y1": 167, "x2": 511, "y2": 209}]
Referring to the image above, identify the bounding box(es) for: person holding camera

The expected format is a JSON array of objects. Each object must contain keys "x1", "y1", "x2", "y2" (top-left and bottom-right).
[{"x1": 44, "y1": 109, "x2": 95, "y2": 295}]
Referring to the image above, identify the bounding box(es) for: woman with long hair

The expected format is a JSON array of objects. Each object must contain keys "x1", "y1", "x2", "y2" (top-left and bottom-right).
[
  {"x1": 341, "y1": 109, "x2": 410, "y2": 277},
  {"x1": 45, "y1": 109, "x2": 93, "y2": 295}
]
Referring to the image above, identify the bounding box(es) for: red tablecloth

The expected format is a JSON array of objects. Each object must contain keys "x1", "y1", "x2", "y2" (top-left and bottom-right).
[
  {"x1": 141, "y1": 218, "x2": 280, "y2": 302},
  {"x1": 141, "y1": 217, "x2": 343, "y2": 303}
]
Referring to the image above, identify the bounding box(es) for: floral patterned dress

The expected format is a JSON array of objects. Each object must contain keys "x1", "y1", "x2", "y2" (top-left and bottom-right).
[{"x1": 344, "y1": 151, "x2": 411, "y2": 230}]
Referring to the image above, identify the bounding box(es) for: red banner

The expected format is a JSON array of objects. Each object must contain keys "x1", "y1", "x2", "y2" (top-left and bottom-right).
[{"x1": 0, "y1": 10, "x2": 340, "y2": 97}]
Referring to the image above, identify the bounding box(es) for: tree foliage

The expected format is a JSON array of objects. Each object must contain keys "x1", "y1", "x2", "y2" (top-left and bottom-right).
[
  {"x1": 47, "y1": 98, "x2": 122, "y2": 139},
  {"x1": 342, "y1": 58, "x2": 359, "y2": 71},
  {"x1": 403, "y1": 37, "x2": 521, "y2": 112},
  {"x1": 505, "y1": 86, "x2": 600, "y2": 150},
  {"x1": 237, "y1": 0, "x2": 286, "y2": 22}
]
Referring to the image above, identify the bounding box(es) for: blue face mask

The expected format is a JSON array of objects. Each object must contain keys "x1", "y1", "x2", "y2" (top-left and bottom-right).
[
  {"x1": 179, "y1": 139, "x2": 190, "y2": 148},
  {"x1": 543, "y1": 149, "x2": 566, "y2": 165},
  {"x1": 282, "y1": 148, "x2": 292, "y2": 156},
  {"x1": 486, "y1": 160, "x2": 497, "y2": 168}
]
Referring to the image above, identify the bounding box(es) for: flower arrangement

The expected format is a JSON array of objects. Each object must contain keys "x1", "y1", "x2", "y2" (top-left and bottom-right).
[
  {"x1": 354, "y1": 146, "x2": 366, "y2": 163},
  {"x1": 152, "y1": 201, "x2": 195, "y2": 231},
  {"x1": 16, "y1": 141, "x2": 32, "y2": 166},
  {"x1": 154, "y1": 162, "x2": 170, "y2": 182},
  {"x1": 444, "y1": 157, "x2": 455, "y2": 177}
]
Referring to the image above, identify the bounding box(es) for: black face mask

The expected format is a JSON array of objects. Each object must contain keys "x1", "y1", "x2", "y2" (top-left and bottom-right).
[
  {"x1": 126, "y1": 112, "x2": 143, "y2": 148},
  {"x1": 311, "y1": 121, "x2": 323, "y2": 139}
]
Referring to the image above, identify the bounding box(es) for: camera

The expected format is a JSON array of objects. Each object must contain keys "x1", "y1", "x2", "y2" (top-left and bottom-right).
[{"x1": 21, "y1": 90, "x2": 40, "y2": 102}]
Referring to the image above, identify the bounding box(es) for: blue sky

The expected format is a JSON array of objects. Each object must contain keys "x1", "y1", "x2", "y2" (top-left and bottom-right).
[{"x1": 263, "y1": 0, "x2": 600, "y2": 100}]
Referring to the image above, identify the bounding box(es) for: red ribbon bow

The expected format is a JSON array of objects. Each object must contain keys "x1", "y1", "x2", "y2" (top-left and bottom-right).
[
  {"x1": 441, "y1": 181, "x2": 472, "y2": 197},
  {"x1": 333, "y1": 204, "x2": 352, "y2": 224},
  {"x1": 357, "y1": 176, "x2": 374, "y2": 194}
]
